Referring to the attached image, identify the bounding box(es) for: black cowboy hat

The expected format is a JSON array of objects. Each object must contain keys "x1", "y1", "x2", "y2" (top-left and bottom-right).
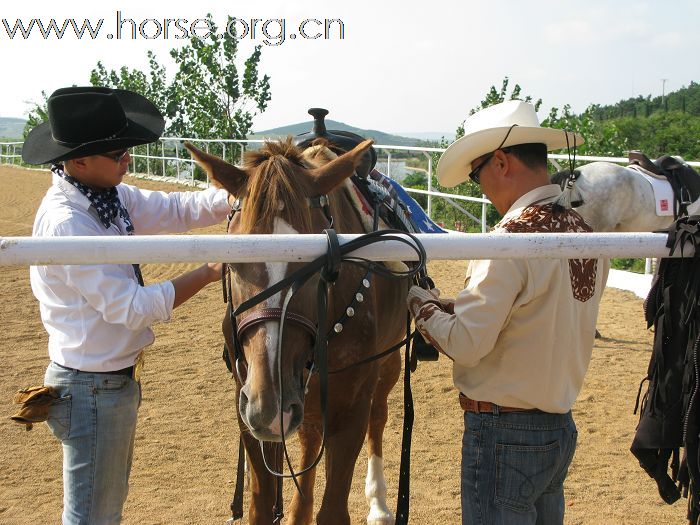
[
  {"x1": 295, "y1": 108, "x2": 377, "y2": 178},
  {"x1": 22, "y1": 86, "x2": 165, "y2": 165}
]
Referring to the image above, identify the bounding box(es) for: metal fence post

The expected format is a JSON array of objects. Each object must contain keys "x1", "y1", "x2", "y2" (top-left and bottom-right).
[
  {"x1": 161, "y1": 139, "x2": 166, "y2": 178},
  {"x1": 424, "y1": 152, "x2": 433, "y2": 219},
  {"x1": 175, "y1": 142, "x2": 181, "y2": 181}
]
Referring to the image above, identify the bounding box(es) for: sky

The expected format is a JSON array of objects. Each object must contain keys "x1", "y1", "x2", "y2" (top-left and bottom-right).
[{"x1": 1, "y1": 0, "x2": 698, "y2": 135}]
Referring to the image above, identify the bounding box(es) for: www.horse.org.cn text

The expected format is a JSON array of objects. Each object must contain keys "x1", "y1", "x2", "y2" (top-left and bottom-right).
[{"x1": 1, "y1": 12, "x2": 346, "y2": 46}]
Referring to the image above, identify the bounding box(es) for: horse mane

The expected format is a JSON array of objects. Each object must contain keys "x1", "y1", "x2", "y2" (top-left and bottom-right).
[{"x1": 239, "y1": 137, "x2": 313, "y2": 233}]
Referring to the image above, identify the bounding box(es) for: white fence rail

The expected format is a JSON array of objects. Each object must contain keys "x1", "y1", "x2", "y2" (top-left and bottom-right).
[{"x1": 0, "y1": 232, "x2": 677, "y2": 266}]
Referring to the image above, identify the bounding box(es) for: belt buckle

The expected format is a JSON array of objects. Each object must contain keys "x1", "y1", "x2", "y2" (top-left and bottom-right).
[{"x1": 133, "y1": 351, "x2": 145, "y2": 382}]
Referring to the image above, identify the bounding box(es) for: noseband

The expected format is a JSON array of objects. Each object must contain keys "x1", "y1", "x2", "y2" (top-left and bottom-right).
[{"x1": 236, "y1": 308, "x2": 317, "y2": 342}]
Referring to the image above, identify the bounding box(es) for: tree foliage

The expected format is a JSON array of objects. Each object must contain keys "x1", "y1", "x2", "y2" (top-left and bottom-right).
[
  {"x1": 167, "y1": 15, "x2": 271, "y2": 140},
  {"x1": 23, "y1": 90, "x2": 50, "y2": 139},
  {"x1": 90, "y1": 15, "x2": 271, "y2": 141}
]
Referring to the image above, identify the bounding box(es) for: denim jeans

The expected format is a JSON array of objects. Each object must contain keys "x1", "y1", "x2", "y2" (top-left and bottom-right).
[
  {"x1": 44, "y1": 362, "x2": 141, "y2": 525},
  {"x1": 461, "y1": 409, "x2": 577, "y2": 525}
]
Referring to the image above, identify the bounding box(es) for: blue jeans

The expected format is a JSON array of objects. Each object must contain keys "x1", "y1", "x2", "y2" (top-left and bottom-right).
[
  {"x1": 461, "y1": 409, "x2": 577, "y2": 525},
  {"x1": 44, "y1": 362, "x2": 141, "y2": 525}
]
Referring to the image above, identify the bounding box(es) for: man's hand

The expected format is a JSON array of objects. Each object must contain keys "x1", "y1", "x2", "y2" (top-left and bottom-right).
[{"x1": 407, "y1": 286, "x2": 441, "y2": 318}]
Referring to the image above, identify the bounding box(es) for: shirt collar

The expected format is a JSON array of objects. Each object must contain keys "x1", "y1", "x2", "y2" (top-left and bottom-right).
[
  {"x1": 498, "y1": 184, "x2": 562, "y2": 224},
  {"x1": 54, "y1": 173, "x2": 92, "y2": 212}
]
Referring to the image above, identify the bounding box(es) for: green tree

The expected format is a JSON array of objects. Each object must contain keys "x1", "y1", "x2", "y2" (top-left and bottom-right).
[
  {"x1": 90, "y1": 51, "x2": 173, "y2": 126},
  {"x1": 23, "y1": 90, "x2": 50, "y2": 139},
  {"x1": 168, "y1": 15, "x2": 271, "y2": 141}
]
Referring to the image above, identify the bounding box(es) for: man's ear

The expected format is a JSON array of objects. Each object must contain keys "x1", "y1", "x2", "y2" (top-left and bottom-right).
[
  {"x1": 63, "y1": 157, "x2": 87, "y2": 176},
  {"x1": 493, "y1": 149, "x2": 512, "y2": 178}
]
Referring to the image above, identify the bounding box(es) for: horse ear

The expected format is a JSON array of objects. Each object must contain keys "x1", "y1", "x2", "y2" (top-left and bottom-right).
[
  {"x1": 184, "y1": 142, "x2": 248, "y2": 196},
  {"x1": 309, "y1": 139, "x2": 374, "y2": 194}
]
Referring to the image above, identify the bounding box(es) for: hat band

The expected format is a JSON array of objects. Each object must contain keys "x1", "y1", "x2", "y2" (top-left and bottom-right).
[{"x1": 52, "y1": 122, "x2": 130, "y2": 148}]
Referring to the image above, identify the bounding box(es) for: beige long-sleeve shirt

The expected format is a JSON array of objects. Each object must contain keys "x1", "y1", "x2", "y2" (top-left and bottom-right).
[{"x1": 415, "y1": 185, "x2": 609, "y2": 413}]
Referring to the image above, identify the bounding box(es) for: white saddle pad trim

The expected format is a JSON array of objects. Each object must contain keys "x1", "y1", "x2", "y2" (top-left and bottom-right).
[{"x1": 628, "y1": 165, "x2": 675, "y2": 216}]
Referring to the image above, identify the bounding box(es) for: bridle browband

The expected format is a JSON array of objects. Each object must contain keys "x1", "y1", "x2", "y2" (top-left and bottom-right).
[{"x1": 223, "y1": 190, "x2": 427, "y2": 524}]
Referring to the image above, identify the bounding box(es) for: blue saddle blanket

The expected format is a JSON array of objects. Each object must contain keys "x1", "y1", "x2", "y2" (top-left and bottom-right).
[{"x1": 367, "y1": 169, "x2": 446, "y2": 234}]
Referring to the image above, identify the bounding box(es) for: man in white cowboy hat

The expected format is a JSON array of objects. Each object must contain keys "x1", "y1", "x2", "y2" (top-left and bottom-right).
[
  {"x1": 407, "y1": 100, "x2": 609, "y2": 524},
  {"x1": 22, "y1": 86, "x2": 235, "y2": 524}
]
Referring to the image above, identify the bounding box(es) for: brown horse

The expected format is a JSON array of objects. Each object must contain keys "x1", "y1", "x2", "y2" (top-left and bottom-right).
[{"x1": 186, "y1": 138, "x2": 406, "y2": 525}]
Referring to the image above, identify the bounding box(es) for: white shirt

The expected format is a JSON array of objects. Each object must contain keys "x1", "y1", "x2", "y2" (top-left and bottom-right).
[{"x1": 30, "y1": 174, "x2": 230, "y2": 372}]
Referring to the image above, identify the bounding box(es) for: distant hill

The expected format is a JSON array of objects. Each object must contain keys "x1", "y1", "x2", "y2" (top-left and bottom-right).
[
  {"x1": 254, "y1": 119, "x2": 424, "y2": 147},
  {"x1": 394, "y1": 131, "x2": 455, "y2": 143},
  {"x1": 0, "y1": 117, "x2": 26, "y2": 140}
]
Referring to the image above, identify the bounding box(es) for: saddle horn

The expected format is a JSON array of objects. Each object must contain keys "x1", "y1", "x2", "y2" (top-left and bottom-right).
[{"x1": 295, "y1": 108, "x2": 377, "y2": 178}]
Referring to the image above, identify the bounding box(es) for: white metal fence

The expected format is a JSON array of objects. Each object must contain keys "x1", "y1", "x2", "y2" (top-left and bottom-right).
[{"x1": 0, "y1": 232, "x2": 680, "y2": 266}]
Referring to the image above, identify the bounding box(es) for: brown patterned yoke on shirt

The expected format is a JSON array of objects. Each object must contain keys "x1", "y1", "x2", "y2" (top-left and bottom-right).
[{"x1": 498, "y1": 203, "x2": 598, "y2": 302}]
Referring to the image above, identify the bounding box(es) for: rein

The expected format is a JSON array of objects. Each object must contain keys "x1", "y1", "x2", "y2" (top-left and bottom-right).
[{"x1": 224, "y1": 193, "x2": 427, "y2": 524}]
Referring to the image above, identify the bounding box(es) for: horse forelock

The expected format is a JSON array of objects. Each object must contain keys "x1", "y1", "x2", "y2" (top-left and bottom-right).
[{"x1": 238, "y1": 138, "x2": 313, "y2": 234}]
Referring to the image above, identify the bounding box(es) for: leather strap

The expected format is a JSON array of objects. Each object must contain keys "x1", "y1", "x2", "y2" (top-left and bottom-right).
[
  {"x1": 237, "y1": 308, "x2": 317, "y2": 340},
  {"x1": 459, "y1": 393, "x2": 540, "y2": 414}
]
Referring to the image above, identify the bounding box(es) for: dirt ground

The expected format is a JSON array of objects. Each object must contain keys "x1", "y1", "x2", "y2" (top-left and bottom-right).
[{"x1": 0, "y1": 164, "x2": 686, "y2": 524}]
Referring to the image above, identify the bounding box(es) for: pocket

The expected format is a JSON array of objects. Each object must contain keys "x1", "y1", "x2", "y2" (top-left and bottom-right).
[
  {"x1": 45, "y1": 395, "x2": 72, "y2": 441},
  {"x1": 97, "y1": 376, "x2": 131, "y2": 392},
  {"x1": 495, "y1": 441, "x2": 560, "y2": 512}
]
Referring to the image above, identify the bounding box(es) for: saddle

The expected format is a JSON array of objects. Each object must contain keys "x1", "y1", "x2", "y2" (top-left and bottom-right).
[
  {"x1": 629, "y1": 151, "x2": 700, "y2": 217},
  {"x1": 632, "y1": 216, "x2": 700, "y2": 522}
]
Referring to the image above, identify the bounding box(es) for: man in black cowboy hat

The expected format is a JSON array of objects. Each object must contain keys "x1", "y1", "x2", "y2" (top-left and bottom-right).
[
  {"x1": 23, "y1": 86, "x2": 233, "y2": 524},
  {"x1": 406, "y1": 101, "x2": 609, "y2": 524}
]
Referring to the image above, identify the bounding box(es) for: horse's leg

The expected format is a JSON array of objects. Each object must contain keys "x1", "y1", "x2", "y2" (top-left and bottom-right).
[
  {"x1": 287, "y1": 422, "x2": 322, "y2": 525},
  {"x1": 316, "y1": 394, "x2": 373, "y2": 525},
  {"x1": 365, "y1": 351, "x2": 401, "y2": 525}
]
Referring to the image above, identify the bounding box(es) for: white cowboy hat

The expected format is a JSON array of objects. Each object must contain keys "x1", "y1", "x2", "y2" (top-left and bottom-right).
[{"x1": 436, "y1": 100, "x2": 584, "y2": 187}]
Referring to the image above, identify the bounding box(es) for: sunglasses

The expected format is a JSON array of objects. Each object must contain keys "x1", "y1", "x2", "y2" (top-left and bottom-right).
[
  {"x1": 468, "y1": 153, "x2": 494, "y2": 184},
  {"x1": 98, "y1": 149, "x2": 129, "y2": 163}
]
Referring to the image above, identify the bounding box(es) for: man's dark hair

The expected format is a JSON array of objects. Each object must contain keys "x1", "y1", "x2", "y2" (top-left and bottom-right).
[{"x1": 503, "y1": 143, "x2": 548, "y2": 171}]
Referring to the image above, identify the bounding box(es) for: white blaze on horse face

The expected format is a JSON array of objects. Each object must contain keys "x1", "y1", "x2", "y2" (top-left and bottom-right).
[
  {"x1": 261, "y1": 217, "x2": 300, "y2": 410},
  {"x1": 365, "y1": 454, "x2": 393, "y2": 524}
]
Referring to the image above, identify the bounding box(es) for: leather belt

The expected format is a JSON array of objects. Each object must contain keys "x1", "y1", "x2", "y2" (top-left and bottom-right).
[
  {"x1": 54, "y1": 362, "x2": 135, "y2": 378},
  {"x1": 459, "y1": 393, "x2": 540, "y2": 414}
]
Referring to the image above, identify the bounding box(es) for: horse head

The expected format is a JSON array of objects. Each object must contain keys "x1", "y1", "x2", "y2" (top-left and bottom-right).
[{"x1": 186, "y1": 138, "x2": 372, "y2": 441}]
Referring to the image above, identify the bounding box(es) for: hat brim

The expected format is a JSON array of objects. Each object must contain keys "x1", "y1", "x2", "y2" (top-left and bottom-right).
[
  {"x1": 436, "y1": 126, "x2": 584, "y2": 187},
  {"x1": 22, "y1": 89, "x2": 165, "y2": 165}
]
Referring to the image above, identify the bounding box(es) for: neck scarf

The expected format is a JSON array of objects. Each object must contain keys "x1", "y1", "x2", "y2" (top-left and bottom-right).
[
  {"x1": 52, "y1": 163, "x2": 134, "y2": 232},
  {"x1": 52, "y1": 164, "x2": 143, "y2": 285}
]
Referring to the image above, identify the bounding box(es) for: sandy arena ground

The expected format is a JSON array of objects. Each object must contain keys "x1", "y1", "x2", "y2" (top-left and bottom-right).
[{"x1": 0, "y1": 164, "x2": 686, "y2": 524}]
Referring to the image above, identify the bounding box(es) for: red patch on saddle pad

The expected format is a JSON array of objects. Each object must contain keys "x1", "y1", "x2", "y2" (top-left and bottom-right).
[{"x1": 660, "y1": 199, "x2": 669, "y2": 212}]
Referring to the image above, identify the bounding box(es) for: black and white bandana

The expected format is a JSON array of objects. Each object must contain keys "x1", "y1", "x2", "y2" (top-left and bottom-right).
[{"x1": 52, "y1": 163, "x2": 143, "y2": 285}]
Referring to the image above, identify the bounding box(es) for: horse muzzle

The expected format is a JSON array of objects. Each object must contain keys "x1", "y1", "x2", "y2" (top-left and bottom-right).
[{"x1": 239, "y1": 382, "x2": 305, "y2": 442}]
